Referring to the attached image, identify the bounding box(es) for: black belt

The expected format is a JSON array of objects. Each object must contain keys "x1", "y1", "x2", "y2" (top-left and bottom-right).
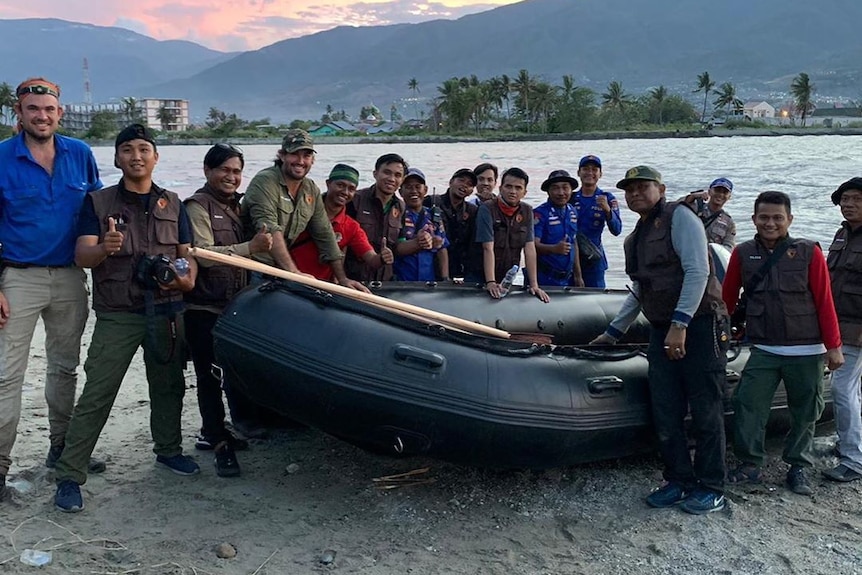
[
  {"x1": 1, "y1": 260, "x2": 74, "y2": 269},
  {"x1": 537, "y1": 261, "x2": 571, "y2": 280}
]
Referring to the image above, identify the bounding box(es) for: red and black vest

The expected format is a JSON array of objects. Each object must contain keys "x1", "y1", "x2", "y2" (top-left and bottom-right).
[{"x1": 737, "y1": 237, "x2": 820, "y2": 345}]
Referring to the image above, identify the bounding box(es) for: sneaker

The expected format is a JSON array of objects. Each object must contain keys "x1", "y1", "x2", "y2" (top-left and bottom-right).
[
  {"x1": 822, "y1": 463, "x2": 862, "y2": 483},
  {"x1": 214, "y1": 442, "x2": 241, "y2": 478},
  {"x1": 46, "y1": 444, "x2": 107, "y2": 474},
  {"x1": 55, "y1": 480, "x2": 84, "y2": 513},
  {"x1": 727, "y1": 463, "x2": 763, "y2": 485},
  {"x1": 194, "y1": 434, "x2": 215, "y2": 451},
  {"x1": 786, "y1": 465, "x2": 813, "y2": 496},
  {"x1": 155, "y1": 454, "x2": 201, "y2": 476},
  {"x1": 196, "y1": 432, "x2": 249, "y2": 452},
  {"x1": 680, "y1": 488, "x2": 726, "y2": 515},
  {"x1": 646, "y1": 482, "x2": 690, "y2": 508}
]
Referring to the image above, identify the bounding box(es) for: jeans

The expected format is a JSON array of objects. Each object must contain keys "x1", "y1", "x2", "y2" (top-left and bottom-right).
[
  {"x1": 831, "y1": 345, "x2": 862, "y2": 474},
  {"x1": 0, "y1": 267, "x2": 88, "y2": 476},
  {"x1": 647, "y1": 314, "x2": 728, "y2": 493}
]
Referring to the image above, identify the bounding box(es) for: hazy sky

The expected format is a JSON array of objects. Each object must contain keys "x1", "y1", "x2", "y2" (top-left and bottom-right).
[{"x1": 0, "y1": 0, "x2": 522, "y2": 51}]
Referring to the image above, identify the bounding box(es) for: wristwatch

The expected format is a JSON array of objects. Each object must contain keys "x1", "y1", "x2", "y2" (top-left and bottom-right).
[{"x1": 670, "y1": 321, "x2": 687, "y2": 330}]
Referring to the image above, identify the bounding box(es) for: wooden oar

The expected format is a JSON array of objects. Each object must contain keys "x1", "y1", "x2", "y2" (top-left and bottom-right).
[{"x1": 190, "y1": 247, "x2": 511, "y2": 340}]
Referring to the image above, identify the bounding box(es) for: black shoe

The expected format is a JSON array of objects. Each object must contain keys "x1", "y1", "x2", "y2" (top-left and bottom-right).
[
  {"x1": 46, "y1": 444, "x2": 106, "y2": 474},
  {"x1": 196, "y1": 432, "x2": 249, "y2": 452},
  {"x1": 786, "y1": 465, "x2": 813, "y2": 496},
  {"x1": 822, "y1": 463, "x2": 862, "y2": 483},
  {"x1": 214, "y1": 442, "x2": 241, "y2": 478}
]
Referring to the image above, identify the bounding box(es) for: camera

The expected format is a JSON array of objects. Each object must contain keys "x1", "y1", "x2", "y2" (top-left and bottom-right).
[{"x1": 136, "y1": 254, "x2": 176, "y2": 288}]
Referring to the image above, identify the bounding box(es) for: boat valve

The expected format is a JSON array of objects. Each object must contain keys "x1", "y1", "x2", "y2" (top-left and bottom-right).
[{"x1": 393, "y1": 436, "x2": 404, "y2": 454}]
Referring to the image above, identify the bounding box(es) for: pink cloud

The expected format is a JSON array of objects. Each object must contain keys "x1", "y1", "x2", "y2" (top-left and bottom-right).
[{"x1": 0, "y1": 0, "x2": 522, "y2": 51}]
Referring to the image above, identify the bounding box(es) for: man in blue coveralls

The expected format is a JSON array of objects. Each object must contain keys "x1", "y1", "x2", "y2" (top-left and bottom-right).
[
  {"x1": 569, "y1": 155, "x2": 623, "y2": 287},
  {"x1": 534, "y1": 169, "x2": 583, "y2": 287}
]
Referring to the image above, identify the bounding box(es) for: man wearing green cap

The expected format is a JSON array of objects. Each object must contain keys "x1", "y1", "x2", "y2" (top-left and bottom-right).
[
  {"x1": 291, "y1": 164, "x2": 393, "y2": 281},
  {"x1": 242, "y1": 129, "x2": 366, "y2": 291},
  {"x1": 592, "y1": 166, "x2": 730, "y2": 515}
]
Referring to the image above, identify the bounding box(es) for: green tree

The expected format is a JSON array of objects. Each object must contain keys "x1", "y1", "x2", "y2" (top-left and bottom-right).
[
  {"x1": 649, "y1": 85, "x2": 668, "y2": 125},
  {"x1": 790, "y1": 72, "x2": 816, "y2": 127},
  {"x1": 713, "y1": 82, "x2": 743, "y2": 117},
  {"x1": 693, "y1": 71, "x2": 715, "y2": 122},
  {"x1": 407, "y1": 77, "x2": 420, "y2": 120},
  {"x1": 156, "y1": 105, "x2": 177, "y2": 131},
  {"x1": 435, "y1": 77, "x2": 469, "y2": 131},
  {"x1": 120, "y1": 97, "x2": 143, "y2": 124},
  {"x1": 0, "y1": 82, "x2": 15, "y2": 125},
  {"x1": 86, "y1": 110, "x2": 119, "y2": 139},
  {"x1": 601, "y1": 81, "x2": 632, "y2": 127},
  {"x1": 513, "y1": 69, "x2": 534, "y2": 131},
  {"x1": 551, "y1": 76, "x2": 596, "y2": 133}
]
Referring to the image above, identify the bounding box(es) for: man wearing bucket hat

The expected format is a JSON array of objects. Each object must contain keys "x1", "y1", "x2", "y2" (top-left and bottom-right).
[
  {"x1": 569, "y1": 155, "x2": 622, "y2": 288},
  {"x1": 242, "y1": 129, "x2": 366, "y2": 292},
  {"x1": 534, "y1": 169, "x2": 583, "y2": 287},
  {"x1": 592, "y1": 166, "x2": 730, "y2": 515},
  {"x1": 0, "y1": 77, "x2": 103, "y2": 502},
  {"x1": 684, "y1": 177, "x2": 737, "y2": 249},
  {"x1": 822, "y1": 177, "x2": 862, "y2": 483}
]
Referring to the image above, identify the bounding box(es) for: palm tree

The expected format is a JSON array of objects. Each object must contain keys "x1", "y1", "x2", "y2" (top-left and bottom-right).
[
  {"x1": 650, "y1": 85, "x2": 668, "y2": 125},
  {"x1": 436, "y1": 77, "x2": 468, "y2": 131},
  {"x1": 531, "y1": 81, "x2": 558, "y2": 133},
  {"x1": 790, "y1": 72, "x2": 816, "y2": 127},
  {"x1": 601, "y1": 81, "x2": 631, "y2": 113},
  {"x1": 156, "y1": 105, "x2": 177, "y2": 132},
  {"x1": 0, "y1": 82, "x2": 15, "y2": 125},
  {"x1": 513, "y1": 69, "x2": 534, "y2": 132},
  {"x1": 499, "y1": 74, "x2": 512, "y2": 121},
  {"x1": 121, "y1": 97, "x2": 142, "y2": 124},
  {"x1": 693, "y1": 72, "x2": 715, "y2": 122},
  {"x1": 713, "y1": 82, "x2": 743, "y2": 117},
  {"x1": 407, "y1": 77, "x2": 420, "y2": 121}
]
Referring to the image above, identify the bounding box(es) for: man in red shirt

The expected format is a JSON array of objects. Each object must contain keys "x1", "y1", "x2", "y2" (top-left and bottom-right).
[
  {"x1": 723, "y1": 191, "x2": 844, "y2": 496},
  {"x1": 290, "y1": 164, "x2": 392, "y2": 281}
]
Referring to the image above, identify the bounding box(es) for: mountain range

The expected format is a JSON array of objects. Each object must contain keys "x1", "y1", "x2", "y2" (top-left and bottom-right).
[{"x1": 2, "y1": 0, "x2": 862, "y2": 122}]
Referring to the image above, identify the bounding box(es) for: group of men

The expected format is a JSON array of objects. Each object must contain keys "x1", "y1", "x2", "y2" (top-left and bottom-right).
[
  {"x1": 594, "y1": 166, "x2": 860, "y2": 516},
  {"x1": 0, "y1": 76, "x2": 860, "y2": 518}
]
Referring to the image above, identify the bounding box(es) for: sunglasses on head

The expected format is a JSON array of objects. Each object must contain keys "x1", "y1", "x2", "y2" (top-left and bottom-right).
[
  {"x1": 215, "y1": 142, "x2": 244, "y2": 157},
  {"x1": 17, "y1": 85, "x2": 59, "y2": 98}
]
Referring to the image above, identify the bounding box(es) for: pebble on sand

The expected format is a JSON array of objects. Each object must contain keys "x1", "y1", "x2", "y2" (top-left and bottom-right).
[
  {"x1": 216, "y1": 543, "x2": 237, "y2": 559},
  {"x1": 320, "y1": 549, "x2": 337, "y2": 564}
]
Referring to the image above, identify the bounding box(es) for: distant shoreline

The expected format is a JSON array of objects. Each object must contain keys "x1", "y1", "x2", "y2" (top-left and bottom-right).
[{"x1": 87, "y1": 126, "x2": 862, "y2": 147}]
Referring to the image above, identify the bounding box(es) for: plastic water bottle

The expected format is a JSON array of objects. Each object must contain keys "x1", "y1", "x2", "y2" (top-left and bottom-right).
[
  {"x1": 20, "y1": 550, "x2": 52, "y2": 567},
  {"x1": 174, "y1": 257, "x2": 190, "y2": 277},
  {"x1": 498, "y1": 265, "x2": 519, "y2": 298}
]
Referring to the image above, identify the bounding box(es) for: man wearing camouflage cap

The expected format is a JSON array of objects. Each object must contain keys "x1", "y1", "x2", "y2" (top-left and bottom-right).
[
  {"x1": 242, "y1": 129, "x2": 367, "y2": 292},
  {"x1": 592, "y1": 166, "x2": 730, "y2": 515}
]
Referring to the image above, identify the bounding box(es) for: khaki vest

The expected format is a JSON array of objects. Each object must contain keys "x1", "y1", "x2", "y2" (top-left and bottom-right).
[
  {"x1": 828, "y1": 223, "x2": 862, "y2": 346},
  {"x1": 737, "y1": 237, "x2": 820, "y2": 345},
  {"x1": 623, "y1": 199, "x2": 725, "y2": 325},
  {"x1": 487, "y1": 200, "x2": 533, "y2": 283},
  {"x1": 89, "y1": 183, "x2": 183, "y2": 313},
  {"x1": 184, "y1": 188, "x2": 247, "y2": 309}
]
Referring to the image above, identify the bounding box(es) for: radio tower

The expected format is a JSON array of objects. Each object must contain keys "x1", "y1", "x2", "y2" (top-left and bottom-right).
[{"x1": 82, "y1": 57, "x2": 93, "y2": 106}]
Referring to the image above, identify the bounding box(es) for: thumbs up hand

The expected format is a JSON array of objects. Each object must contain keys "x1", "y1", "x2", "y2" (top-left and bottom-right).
[
  {"x1": 249, "y1": 223, "x2": 273, "y2": 254},
  {"x1": 103, "y1": 217, "x2": 125, "y2": 256}
]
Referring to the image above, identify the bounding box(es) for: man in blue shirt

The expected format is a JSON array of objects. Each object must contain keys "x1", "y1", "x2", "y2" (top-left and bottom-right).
[
  {"x1": 534, "y1": 170, "x2": 584, "y2": 287},
  {"x1": 395, "y1": 168, "x2": 449, "y2": 281},
  {"x1": 0, "y1": 77, "x2": 102, "y2": 501},
  {"x1": 569, "y1": 155, "x2": 623, "y2": 287}
]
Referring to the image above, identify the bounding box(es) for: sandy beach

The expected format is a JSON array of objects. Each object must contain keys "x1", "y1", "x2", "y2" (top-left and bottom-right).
[{"x1": 1, "y1": 313, "x2": 861, "y2": 575}]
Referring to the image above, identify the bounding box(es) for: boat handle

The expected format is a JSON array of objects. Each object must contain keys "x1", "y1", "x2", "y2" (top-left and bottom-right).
[
  {"x1": 588, "y1": 376, "x2": 624, "y2": 394},
  {"x1": 393, "y1": 344, "x2": 445, "y2": 369}
]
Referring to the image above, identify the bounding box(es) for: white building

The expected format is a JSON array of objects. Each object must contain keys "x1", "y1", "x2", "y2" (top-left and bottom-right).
[
  {"x1": 139, "y1": 98, "x2": 190, "y2": 132},
  {"x1": 742, "y1": 101, "x2": 775, "y2": 120}
]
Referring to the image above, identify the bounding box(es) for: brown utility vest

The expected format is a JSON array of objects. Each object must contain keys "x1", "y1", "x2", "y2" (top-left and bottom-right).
[
  {"x1": 184, "y1": 187, "x2": 247, "y2": 309},
  {"x1": 736, "y1": 237, "x2": 820, "y2": 345},
  {"x1": 89, "y1": 183, "x2": 183, "y2": 313},
  {"x1": 623, "y1": 199, "x2": 725, "y2": 326},
  {"x1": 828, "y1": 223, "x2": 862, "y2": 346},
  {"x1": 346, "y1": 185, "x2": 404, "y2": 281},
  {"x1": 486, "y1": 200, "x2": 533, "y2": 283},
  {"x1": 425, "y1": 191, "x2": 480, "y2": 279}
]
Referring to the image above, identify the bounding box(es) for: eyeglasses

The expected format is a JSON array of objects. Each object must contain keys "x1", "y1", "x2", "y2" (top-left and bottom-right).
[
  {"x1": 16, "y1": 85, "x2": 59, "y2": 98},
  {"x1": 214, "y1": 142, "x2": 244, "y2": 157}
]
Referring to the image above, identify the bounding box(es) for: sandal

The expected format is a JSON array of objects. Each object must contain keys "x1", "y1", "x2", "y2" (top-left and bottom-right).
[{"x1": 728, "y1": 463, "x2": 763, "y2": 484}]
